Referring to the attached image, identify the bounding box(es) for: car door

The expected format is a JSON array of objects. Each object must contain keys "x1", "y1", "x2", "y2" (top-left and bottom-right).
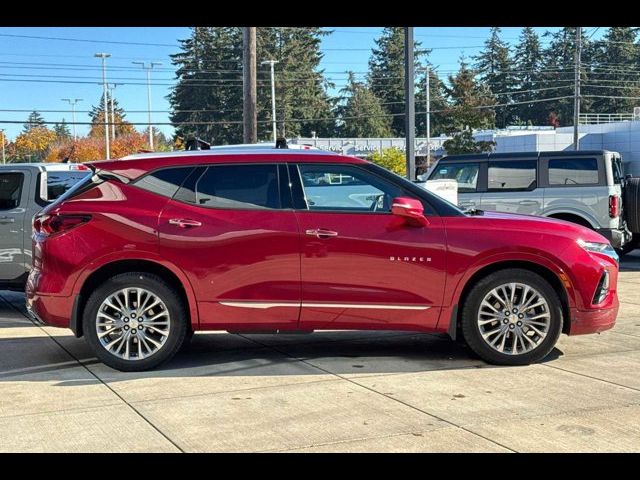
[
  {"x1": 157, "y1": 163, "x2": 301, "y2": 330},
  {"x1": 480, "y1": 158, "x2": 543, "y2": 215},
  {"x1": 291, "y1": 162, "x2": 447, "y2": 331},
  {"x1": 0, "y1": 169, "x2": 31, "y2": 282},
  {"x1": 428, "y1": 160, "x2": 482, "y2": 210}
]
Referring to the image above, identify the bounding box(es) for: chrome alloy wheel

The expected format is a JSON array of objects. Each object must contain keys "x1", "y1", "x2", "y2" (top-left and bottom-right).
[
  {"x1": 477, "y1": 282, "x2": 551, "y2": 355},
  {"x1": 96, "y1": 287, "x2": 171, "y2": 361}
]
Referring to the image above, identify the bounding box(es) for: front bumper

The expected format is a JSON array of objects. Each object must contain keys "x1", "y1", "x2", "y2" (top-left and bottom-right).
[
  {"x1": 568, "y1": 301, "x2": 618, "y2": 335},
  {"x1": 597, "y1": 227, "x2": 631, "y2": 249}
]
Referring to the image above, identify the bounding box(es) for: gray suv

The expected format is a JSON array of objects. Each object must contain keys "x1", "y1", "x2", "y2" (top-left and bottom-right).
[
  {"x1": 0, "y1": 163, "x2": 90, "y2": 290},
  {"x1": 426, "y1": 150, "x2": 635, "y2": 252}
]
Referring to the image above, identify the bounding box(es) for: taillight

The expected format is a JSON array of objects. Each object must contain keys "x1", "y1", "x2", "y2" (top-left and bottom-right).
[
  {"x1": 609, "y1": 195, "x2": 620, "y2": 218},
  {"x1": 33, "y1": 214, "x2": 91, "y2": 236}
]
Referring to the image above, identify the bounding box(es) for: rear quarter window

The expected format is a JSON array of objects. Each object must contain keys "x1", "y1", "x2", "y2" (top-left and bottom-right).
[
  {"x1": 548, "y1": 158, "x2": 599, "y2": 186},
  {"x1": 47, "y1": 170, "x2": 92, "y2": 201}
]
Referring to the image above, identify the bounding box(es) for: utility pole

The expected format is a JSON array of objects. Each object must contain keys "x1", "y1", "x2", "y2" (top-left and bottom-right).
[
  {"x1": 95, "y1": 53, "x2": 111, "y2": 159},
  {"x1": 424, "y1": 67, "x2": 431, "y2": 167},
  {"x1": 1, "y1": 129, "x2": 5, "y2": 164},
  {"x1": 404, "y1": 27, "x2": 416, "y2": 181},
  {"x1": 261, "y1": 59, "x2": 279, "y2": 142},
  {"x1": 573, "y1": 26, "x2": 582, "y2": 151},
  {"x1": 133, "y1": 61, "x2": 162, "y2": 150},
  {"x1": 107, "y1": 84, "x2": 119, "y2": 140},
  {"x1": 61, "y1": 98, "x2": 82, "y2": 140},
  {"x1": 243, "y1": 27, "x2": 257, "y2": 144}
]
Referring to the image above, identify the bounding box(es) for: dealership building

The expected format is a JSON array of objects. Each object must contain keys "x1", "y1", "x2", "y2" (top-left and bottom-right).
[{"x1": 290, "y1": 113, "x2": 640, "y2": 176}]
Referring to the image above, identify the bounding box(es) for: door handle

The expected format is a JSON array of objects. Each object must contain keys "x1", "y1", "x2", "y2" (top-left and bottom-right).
[
  {"x1": 518, "y1": 200, "x2": 538, "y2": 206},
  {"x1": 0, "y1": 216, "x2": 15, "y2": 224},
  {"x1": 169, "y1": 218, "x2": 202, "y2": 228},
  {"x1": 305, "y1": 228, "x2": 338, "y2": 239}
]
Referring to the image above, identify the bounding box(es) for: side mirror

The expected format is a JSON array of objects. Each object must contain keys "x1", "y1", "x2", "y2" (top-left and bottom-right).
[{"x1": 391, "y1": 197, "x2": 429, "y2": 227}]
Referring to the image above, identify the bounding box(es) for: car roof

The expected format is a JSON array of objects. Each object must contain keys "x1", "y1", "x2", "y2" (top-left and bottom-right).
[
  {"x1": 0, "y1": 162, "x2": 90, "y2": 172},
  {"x1": 91, "y1": 149, "x2": 365, "y2": 181},
  {"x1": 437, "y1": 150, "x2": 612, "y2": 163}
]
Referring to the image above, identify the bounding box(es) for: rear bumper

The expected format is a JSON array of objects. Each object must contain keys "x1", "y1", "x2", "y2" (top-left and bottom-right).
[
  {"x1": 568, "y1": 302, "x2": 618, "y2": 335},
  {"x1": 597, "y1": 227, "x2": 631, "y2": 249},
  {"x1": 26, "y1": 293, "x2": 73, "y2": 330}
]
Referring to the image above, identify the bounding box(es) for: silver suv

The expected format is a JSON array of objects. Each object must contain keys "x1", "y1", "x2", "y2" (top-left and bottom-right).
[
  {"x1": 426, "y1": 150, "x2": 634, "y2": 253},
  {"x1": 0, "y1": 163, "x2": 91, "y2": 289}
]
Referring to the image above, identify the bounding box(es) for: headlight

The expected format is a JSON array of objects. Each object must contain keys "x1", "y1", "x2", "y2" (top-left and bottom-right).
[{"x1": 577, "y1": 239, "x2": 619, "y2": 263}]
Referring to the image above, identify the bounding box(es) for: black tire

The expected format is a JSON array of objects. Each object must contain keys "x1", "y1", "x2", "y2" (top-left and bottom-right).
[
  {"x1": 624, "y1": 177, "x2": 640, "y2": 234},
  {"x1": 83, "y1": 272, "x2": 188, "y2": 371},
  {"x1": 461, "y1": 269, "x2": 563, "y2": 366},
  {"x1": 179, "y1": 328, "x2": 195, "y2": 352}
]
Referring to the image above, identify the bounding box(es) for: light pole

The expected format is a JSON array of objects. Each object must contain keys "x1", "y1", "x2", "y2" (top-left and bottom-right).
[
  {"x1": 94, "y1": 53, "x2": 111, "y2": 159},
  {"x1": 421, "y1": 67, "x2": 431, "y2": 166},
  {"x1": 61, "y1": 98, "x2": 83, "y2": 139},
  {"x1": 107, "y1": 84, "x2": 121, "y2": 140},
  {"x1": 1, "y1": 129, "x2": 5, "y2": 164},
  {"x1": 133, "y1": 61, "x2": 162, "y2": 150},
  {"x1": 261, "y1": 60, "x2": 279, "y2": 142}
]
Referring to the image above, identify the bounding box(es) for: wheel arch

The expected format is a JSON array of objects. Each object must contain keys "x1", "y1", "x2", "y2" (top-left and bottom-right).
[
  {"x1": 72, "y1": 258, "x2": 198, "y2": 338},
  {"x1": 545, "y1": 211, "x2": 597, "y2": 229},
  {"x1": 446, "y1": 260, "x2": 573, "y2": 340}
]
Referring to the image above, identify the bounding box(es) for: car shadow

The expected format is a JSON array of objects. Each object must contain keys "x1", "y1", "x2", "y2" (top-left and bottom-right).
[{"x1": 0, "y1": 289, "x2": 565, "y2": 384}]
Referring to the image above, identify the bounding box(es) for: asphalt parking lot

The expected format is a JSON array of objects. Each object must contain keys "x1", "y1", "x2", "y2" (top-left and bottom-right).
[{"x1": 2, "y1": 258, "x2": 640, "y2": 452}]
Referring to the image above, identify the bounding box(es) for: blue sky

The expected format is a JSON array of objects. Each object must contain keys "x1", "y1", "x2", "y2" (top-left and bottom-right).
[{"x1": 0, "y1": 27, "x2": 604, "y2": 140}]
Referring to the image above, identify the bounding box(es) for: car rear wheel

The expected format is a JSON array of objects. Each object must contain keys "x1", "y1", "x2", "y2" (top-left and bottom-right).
[
  {"x1": 83, "y1": 272, "x2": 188, "y2": 371},
  {"x1": 461, "y1": 269, "x2": 563, "y2": 366}
]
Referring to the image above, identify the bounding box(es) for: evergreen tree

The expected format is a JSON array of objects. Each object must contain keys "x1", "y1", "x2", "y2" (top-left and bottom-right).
[
  {"x1": 512, "y1": 27, "x2": 546, "y2": 125},
  {"x1": 443, "y1": 128, "x2": 495, "y2": 155},
  {"x1": 256, "y1": 27, "x2": 335, "y2": 138},
  {"x1": 23, "y1": 111, "x2": 46, "y2": 132},
  {"x1": 474, "y1": 27, "x2": 516, "y2": 128},
  {"x1": 170, "y1": 27, "x2": 244, "y2": 145},
  {"x1": 416, "y1": 67, "x2": 450, "y2": 137},
  {"x1": 445, "y1": 58, "x2": 496, "y2": 132},
  {"x1": 368, "y1": 27, "x2": 428, "y2": 136},
  {"x1": 89, "y1": 94, "x2": 135, "y2": 138},
  {"x1": 540, "y1": 27, "x2": 593, "y2": 127},
  {"x1": 588, "y1": 27, "x2": 640, "y2": 114},
  {"x1": 53, "y1": 119, "x2": 71, "y2": 139},
  {"x1": 336, "y1": 72, "x2": 391, "y2": 137},
  {"x1": 170, "y1": 27, "x2": 335, "y2": 145}
]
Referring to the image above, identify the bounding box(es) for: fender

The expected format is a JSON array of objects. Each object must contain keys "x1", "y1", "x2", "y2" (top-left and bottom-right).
[
  {"x1": 70, "y1": 249, "x2": 200, "y2": 328},
  {"x1": 437, "y1": 250, "x2": 578, "y2": 334}
]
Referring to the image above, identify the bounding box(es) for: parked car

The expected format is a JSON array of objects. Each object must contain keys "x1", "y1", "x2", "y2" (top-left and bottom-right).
[
  {"x1": 0, "y1": 162, "x2": 91, "y2": 290},
  {"x1": 26, "y1": 150, "x2": 619, "y2": 371},
  {"x1": 426, "y1": 150, "x2": 637, "y2": 254}
]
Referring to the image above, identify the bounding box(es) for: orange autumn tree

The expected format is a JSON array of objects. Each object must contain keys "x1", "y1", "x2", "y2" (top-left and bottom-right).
[
  {"x1": 46, "y1": 133, "x2": 150, "y2": 163},
  {"x1": 14, "y1": 126, "x2": 57, "y2": 161}
]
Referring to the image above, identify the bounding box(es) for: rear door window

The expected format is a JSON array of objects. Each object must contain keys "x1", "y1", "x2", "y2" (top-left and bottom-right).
[
  {"x1": 0, "y1": 173, "x2": 24, "y2": 210},
  {"x1": 134, "y1": 167, "x2": 195, "y2": 199},
  {"x1": 187, "y1": 164, "x2": 281, "y2": 210},
  {"x1": 548, "y1": 158, "x2": 599, "y2": 186},
  {"x1": 488, "y1": 160, "x2": 537, "y2": 191},
  {"x1": 429, "y1": 163, "x2": 479, "y2": 192}
]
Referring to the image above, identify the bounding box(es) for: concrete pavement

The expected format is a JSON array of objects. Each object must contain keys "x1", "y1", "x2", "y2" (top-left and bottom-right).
[{"x1": 2, "y1": 255, "x2": 640, "y2": 452}]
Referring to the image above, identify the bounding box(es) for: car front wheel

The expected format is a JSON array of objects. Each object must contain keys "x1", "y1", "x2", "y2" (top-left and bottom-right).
[
  {"x1": 461, "y1": 269, "x2": 563, "y2": 366},
  {"x1": 83, "y1": 272, "x2": 188, "y2": 371}
]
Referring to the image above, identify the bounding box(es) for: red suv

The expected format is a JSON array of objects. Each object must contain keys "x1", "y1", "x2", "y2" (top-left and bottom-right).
[{"x1": 26, "y1": 150, "x2": 619, "y2": 371}]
